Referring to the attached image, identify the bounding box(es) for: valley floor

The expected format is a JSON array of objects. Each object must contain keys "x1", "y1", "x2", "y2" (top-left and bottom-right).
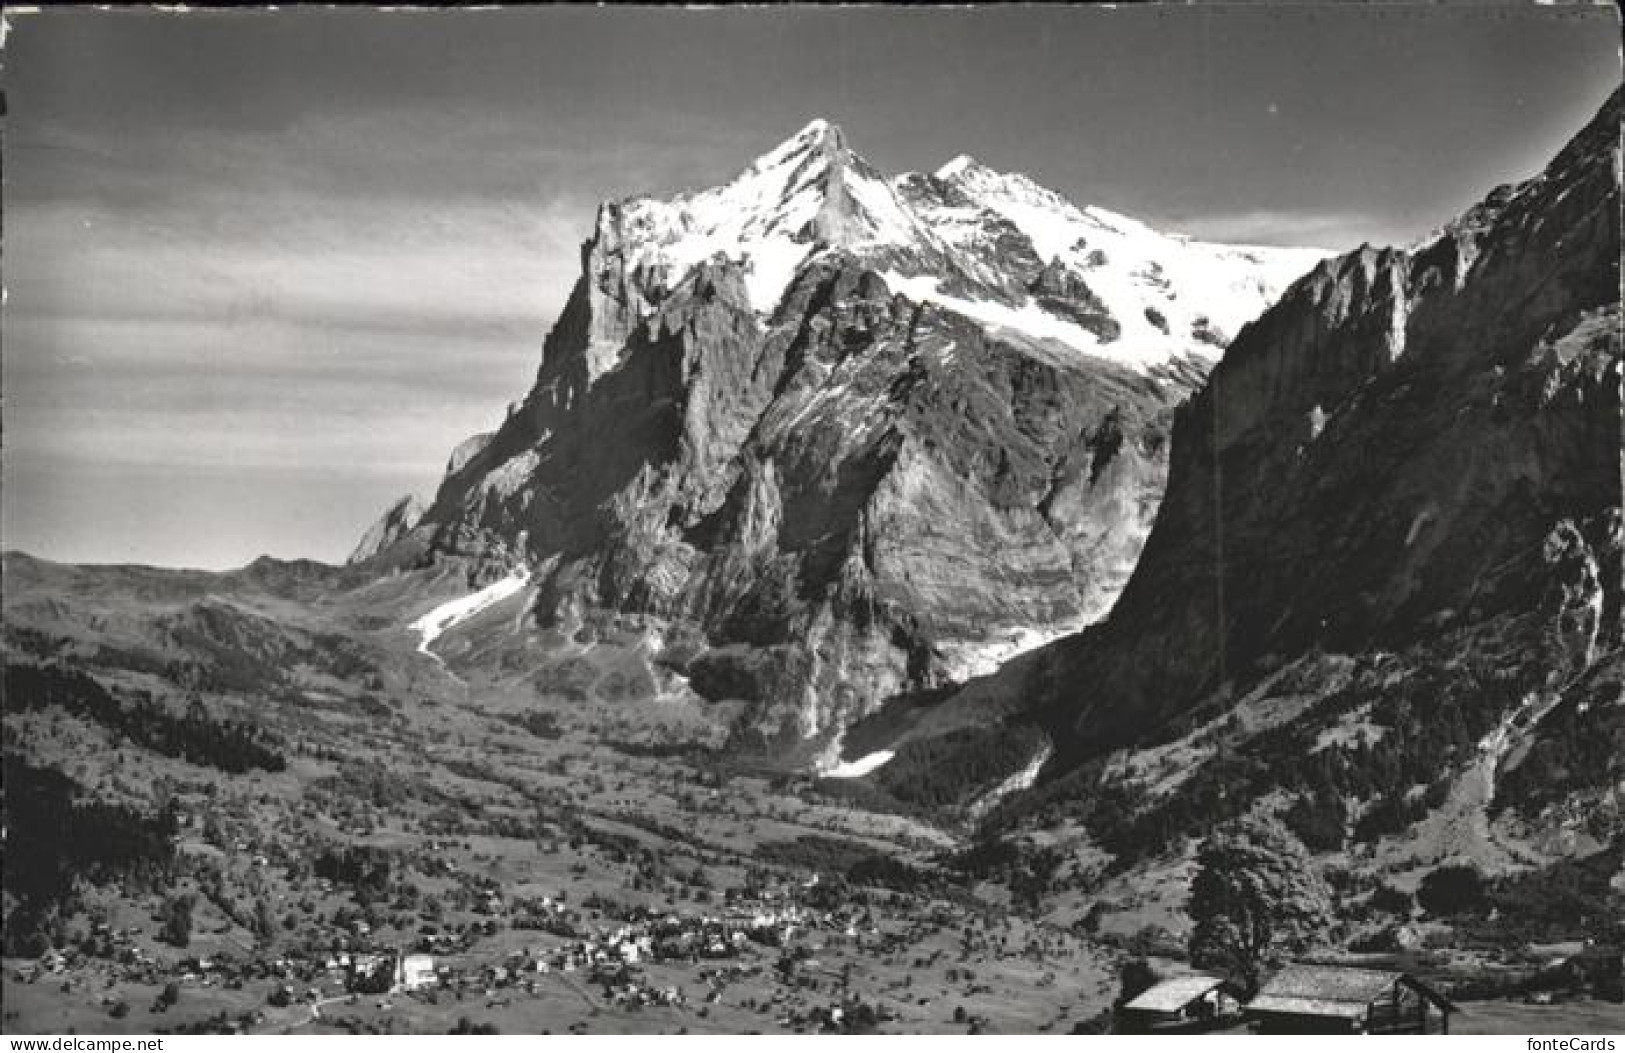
[
  {"x1": 0, "y1": 569, "x2": 1115, "y2": 1035},
  {"x1": 3, "y1": 557, "x2": 1619, "y2": 1036}
]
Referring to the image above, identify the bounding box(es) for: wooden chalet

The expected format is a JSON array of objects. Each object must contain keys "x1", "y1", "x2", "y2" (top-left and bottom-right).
[
  {"x1": 1246, "y1": 964, "x2": 1458, "y2": 1034},
  {"x1": 1117, "y1": 974, "x2": 1244, "y2": 1034}
]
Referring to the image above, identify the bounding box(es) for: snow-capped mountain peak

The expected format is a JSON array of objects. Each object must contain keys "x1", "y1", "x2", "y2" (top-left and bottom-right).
[
  {"x1": 899, "y1": 151, "x2": 1329, "y2": 370},
  {"x1": 934, "y1": 153, "x2": 981, "y2": 180},
  {"x1": 749, "y1": 117, "x2": 845, "y2": 169},
  {"x1": 600, "y1": 119, "x2": 929, "y2": 317},
  {"x1": 395, "y1": 118, "x2": 1379, "y2": 758},
  {"x1": 593, "y1": 121, "x2": 1328, "y2": 373}
]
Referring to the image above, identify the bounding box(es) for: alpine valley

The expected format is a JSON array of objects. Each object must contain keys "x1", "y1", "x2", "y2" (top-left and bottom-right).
[{"x1": 3, "y1": 93, "x2": 1621, "y2": 1036}]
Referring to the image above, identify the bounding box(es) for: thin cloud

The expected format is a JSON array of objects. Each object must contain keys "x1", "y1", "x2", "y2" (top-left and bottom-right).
[{"x1": 1159, "y1": 208, "x2": 1400, "y2": 252}]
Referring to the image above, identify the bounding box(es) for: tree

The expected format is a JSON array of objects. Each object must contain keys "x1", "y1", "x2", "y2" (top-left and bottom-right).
[
  {"x1": 1187, "y1": 816, "x2": 1334, "y2": 996},
  {"x1": 161, "y1": 894, "x2": 195, "y2": 949},
  {"x1": 1114, "y1": 958, "x2": 1161, "y2": 1008},
  {"x1": 1369, "y1": 883, "x2": 1414, "y2": 917},
  {"x1": 1417, "y1": 864, "x2": 1486, "y2": 917},
  {"x1": 1282, "y1": 790, "x2": 1346, "y2": 851},
  {"x1": 253, "y1": 897, "x2": 277, "y2": 943}
]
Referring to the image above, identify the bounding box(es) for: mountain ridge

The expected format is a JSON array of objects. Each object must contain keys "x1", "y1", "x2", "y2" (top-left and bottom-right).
[
  {"x1": 888, "y1": 88, "x2": 1623, "y2": 866},
  {"x1": 359, "y1": 119, "x2": 1327, "y2": 760}
]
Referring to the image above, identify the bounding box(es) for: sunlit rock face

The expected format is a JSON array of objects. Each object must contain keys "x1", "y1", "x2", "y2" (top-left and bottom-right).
[
  {"x1": 348, "y1": 495, "x2": 427, "y2": 566},
  {"x1": 365, "y1": 119, "x2": 1324, "y2": 754}
]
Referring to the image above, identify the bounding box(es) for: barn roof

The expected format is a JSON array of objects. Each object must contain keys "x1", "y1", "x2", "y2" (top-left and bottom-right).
[
  {"x1": 1247, "y1": 964, "x2": 1457, "y2": 1018},
  {"x1": 1123, "y1": 974, "x2": 1229, "y2": 1013},
  {"x1": 1246, "y1": 994, "x2": 1370, "y2": 1020},
  {"x1": 1254, "y1": 964, "x2": 1402, "y2": 1006}
]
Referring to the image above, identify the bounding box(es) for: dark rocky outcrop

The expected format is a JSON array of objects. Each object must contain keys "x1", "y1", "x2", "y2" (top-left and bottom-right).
[{"x1": 943, "y1": 88, "x2": 1621, "y2": 797}]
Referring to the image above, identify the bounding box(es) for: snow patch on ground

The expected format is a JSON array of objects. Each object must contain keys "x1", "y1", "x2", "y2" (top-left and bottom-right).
[
  {"x1": 878, "y1": 270, "x2": 1124, "y2": 364},
  {"x1": 409, "y1": 568, "x2": 532, "y2": 658},
  {"x1": 912, "y1": 156, "x2": 1328, "y2": 368},
  {"x1": 969, "y1": 743, "x2": 1054, "y2": 821},
  {"x1": 937, "y1": 616, "x2": 1095, "y2": 683},
  {"x1": 821, "y1": 750, "x2": 896, "y2": 779}
]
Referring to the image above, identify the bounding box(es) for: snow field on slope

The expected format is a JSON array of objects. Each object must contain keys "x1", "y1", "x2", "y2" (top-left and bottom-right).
[
  {"x1": 409, "y1": 568, "x2": 533, "y2": 656},
  {"x1": 822, "y1": 750, "x2": 897, "y2": 779}
]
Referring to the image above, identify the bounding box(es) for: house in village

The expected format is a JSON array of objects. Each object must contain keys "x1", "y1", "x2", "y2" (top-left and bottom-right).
[
  {"x1": 1117, "y1": 973, "x2": 1244, "y2": 1034},
  {"x1": 393, "y1": 953, "x2": 437, "y2": 992},
  {"x1": 1246, "y1": 964, "x2": 1457, "y2": 1034}
]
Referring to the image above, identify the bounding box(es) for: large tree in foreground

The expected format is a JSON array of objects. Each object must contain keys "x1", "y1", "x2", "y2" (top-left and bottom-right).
[{"x1": 1187, "y1": 815, "x2": 1334, "y2": 995}]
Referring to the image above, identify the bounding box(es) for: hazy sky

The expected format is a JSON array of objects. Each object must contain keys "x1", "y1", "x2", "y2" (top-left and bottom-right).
[{"x1": 3, "y1": 5, "x2": 1619, "y2": 569}]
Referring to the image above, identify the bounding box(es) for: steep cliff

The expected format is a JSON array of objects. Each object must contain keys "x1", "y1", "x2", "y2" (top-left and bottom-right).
[
  {"x1": 932, "y1": 89, "x2": 1621, "y2": 847},
  {"x1": 347, "y1": 495, "x2": 428, "y2": 565},
  {"x1": 365, "y1": 120, "x2": 1323, "y2": 757}
]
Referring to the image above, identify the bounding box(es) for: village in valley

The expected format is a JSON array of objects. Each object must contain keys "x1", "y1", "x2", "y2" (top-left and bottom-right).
[
  {"x1": 4, "y1": 784, "x2": 1117, "y2": 1037},
  {"x1": 0, "y1": 634, "x2": 1126, "y2": 1036},
  {"x1": 4, "y1": 602, "x2": 1621, "y2": 1038}
]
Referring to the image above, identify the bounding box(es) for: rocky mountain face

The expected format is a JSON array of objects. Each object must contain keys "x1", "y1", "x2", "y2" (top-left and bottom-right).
[
  {"x1": 929, "y1": 90, "x2": 1621, "y2": 851},
  {"x1": 348, "y1": 495, "x2": 428, "y2": 565},
  {"x1": 363, "y1": 120, "x2": 1322, "y2": 759}
]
